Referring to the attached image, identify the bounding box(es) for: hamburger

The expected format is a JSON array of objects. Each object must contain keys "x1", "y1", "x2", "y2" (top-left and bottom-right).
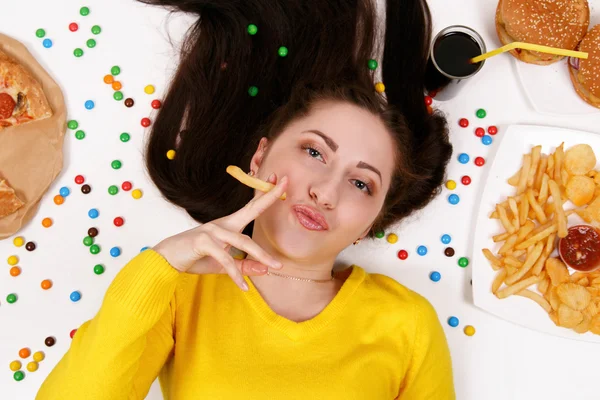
[
  {"x1": 569, "y1": 25, "x2": 600, "y2": 109},
  {"x1": 495, "y1": 0, "x2": 589, "y2": 65}
]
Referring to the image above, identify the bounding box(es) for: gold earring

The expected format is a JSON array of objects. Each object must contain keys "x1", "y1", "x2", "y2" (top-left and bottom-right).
[
  {"x1": 353, "y1": 238, "x2": 361, "y2": 245},
  {"x1": 248, "y1": 170, "x2": 255, "y2": 176}
]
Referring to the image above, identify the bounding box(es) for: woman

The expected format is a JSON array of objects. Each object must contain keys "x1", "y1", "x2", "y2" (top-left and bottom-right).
[{"x1": 37, "y1": 0, "x2": 454, "y2": 399}]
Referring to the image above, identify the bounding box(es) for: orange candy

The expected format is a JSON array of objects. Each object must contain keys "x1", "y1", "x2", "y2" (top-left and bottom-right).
[
  {"x1": 112, "y1": 81, "x2": 122, "y2": 91},
  {"x1": 41, "y1": 279, "x2": 52, "y2": 290},
  {"x1": 9, "y1": 266, "x2": 21, "y2": 277},
  {"x1": 53, "y1": 195, "x2": 64, "y2": 205},
  {"x1": 19, "y1": 348, "x2": 31, "y2": 359},
  {"x1": 42, "y1": 217, "x2": 53, "y2": 228},
  {"x1": 103, "y1": 74, "x2": 114, "y2": 84}
]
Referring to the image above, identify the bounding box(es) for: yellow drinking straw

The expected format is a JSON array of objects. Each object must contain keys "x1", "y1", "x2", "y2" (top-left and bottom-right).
[{"x1": 469, "y1": 42, "x2": 588, "y2": 64}]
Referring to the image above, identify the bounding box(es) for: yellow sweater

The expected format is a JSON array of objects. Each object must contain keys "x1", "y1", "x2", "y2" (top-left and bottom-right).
[{"x1": 37, "y1": 249, "x2": 455, "y2": 400}]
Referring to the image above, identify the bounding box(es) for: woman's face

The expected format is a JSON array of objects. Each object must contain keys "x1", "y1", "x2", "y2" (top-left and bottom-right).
[{"x1": 250, "y1": 100, "x2": 396, "y2": 260}]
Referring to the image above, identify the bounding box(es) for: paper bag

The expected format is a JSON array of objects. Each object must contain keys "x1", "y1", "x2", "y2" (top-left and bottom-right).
[{"x1": 0, "y1": 33, "x2": 66, "y2": 240}]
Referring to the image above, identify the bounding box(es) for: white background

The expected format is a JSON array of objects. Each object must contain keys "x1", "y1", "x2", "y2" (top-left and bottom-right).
[{"x1": 1, "y1": 0, "x2": 600, "y2": 399}]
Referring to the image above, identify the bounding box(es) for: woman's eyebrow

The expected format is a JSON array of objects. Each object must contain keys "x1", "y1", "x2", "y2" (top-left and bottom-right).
[{"x1": 302, "y1": 130, "x2": 382, "y2": 184}]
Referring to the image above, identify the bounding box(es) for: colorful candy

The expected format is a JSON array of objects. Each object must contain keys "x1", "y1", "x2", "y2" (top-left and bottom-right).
[
  {"x1": 166, "y1": 150, "x2": 176, "y2": 160},
  {"x1": 83, "y1": 236, "x2": 93, "y2": 246},
  {"x1": 41, "y1": 279, "x2": 52, "y2": 290},
  {"x1": 474, "y1": 156, "x2": 485, "y2": 166},
  {"x1": 90, "y1": 244, "x2": 100, "y2": 255},
  {"x1": 70, "y1": 329, "x2": 77, "y2": 339},
  {"x1": 417, "y1": 245, "x2": 428, "y2": 256},
  {"x1": 104, "y1": 75, "x2": 114, "y2": 84},
  {"x1": 429, "y1": 271, "x2": 441, "y2": 282},
  {"x1": 424, "y1": 95, "x2": 433, "y2": 106},
  {"x1": 14, "y1": 371, "x2": 24, "y2": 381},
  {"x1": 36, "y1": 29, "x2": 46, "y2": 38},
  {"x1": 445, "y1": 180, "x2": 456, "y2": 190},
  {"x1": 374, "y1": 82, "x2": 385, "y2": 93},
  {"x1": 114, "y1": 91, "x2": 124, "y2": 101},
  {"x1": 448, "y1": 316, "x2": 459, "y2": 327},
  {"x1": 375, "y1": 231, "x2": 385, "y2": 239},
  {"x1": 111, "y1": 160, "x2": 122, "y2": 169},
  {"x1": 481, "y1": 135, "x2": 492, "y2": 145},
  {"x1": 458, "y1": 257, "x2": 469, "y2": 268},
  {"x1": 144, "y1": 84, "x2": 155, "y2": 94},
  {"x1": 112, "y1": 81, "x2": 122, "y2": 91},
  {"x1": 151, "y1": 99, "x2": 162, "y2": 109},
  {"x1": 441, "y1": 234, "x2": 451, "y2": 244},
  {"x1": 94, "y1": 264, "x2": 105, "y2": 275},
  {"x1": 73, "y1": 48, "x2": 84, "y2": 57},
  {"x1": 447, "y1": 194, "x2": 460, "y2": 205},
  {"x1": 69, "y1": 23, "x2": 78, "y2": 32},
  {"x1": 86, "y1": 39, "x2": 96, "y2": 48},
  {"x1": 25, "y1": 242, "x2": 36, "y2": 251},
  {"x1": 91, "y1": 25, "x2": 101, "y2": 35},
  {"x1": 141, "y1": 117, "x2": 151, "y2": 127},
  {"x1": 108, "y1": 185, "x2": 119, "y2": 195},
  {"x1": 111, "y1": 66, "x2": 120, "y2": 75},
  {"x1": 458, "y1": 118, "x2": 469, "y2": 128},
  {"x1": 88, "y1": 227, "x2": 98, "y2": 237},
  {"x1": 444, "y1": 247, "x2": 455, "y2": 257},
  {"x1": 476, "y1": 108, "x2": 486, "y2": 118},
  {"x1": 124, "y1": 98, "x2": 134, "y2": 107},
  {"x1": 248, "y1": 86, "x2": 259, "y2": 97},
  {"x1": 88, "y1": 208, "x2": 99, "y2": 219},
  {"x1": 120, "y1": 133, "x2": 130, "y2": 142},
  {"x1": 45, "y1": 337, "x2": 56, "y2": 347},
  {"x1": 9, "y1": 360, "x2": 21, "y2": 371},
  {"x1": 84, "y1": 100, "x2": 94, "y2": 110},
  {"x1": 386, "y1": 233, "x2": 398, "y2": 244},
  {"x1": 121, "y1": 181, "x2": 132, "y2": 191},
  {"x1": 397, "y1": 250, "x2": 408, "y2": 260},
  {"x1": 8, "y1": 255, "x2": 18, "y2": 265},
  {"x1": 81, "y1": 184, "x2": 91, "y2": 194},
  {"x1": 132, "y1": 189, "x2": 143, "y2": 199},
  {"x1": 458, "y1": 153, "x2": 469, "y2": 164},
  {"x1": 19, "y1": 348, "x2": 30, "y2": 358},
  {"x1": 59, "y1": 187, "x2": 70, "y2": 197},
  {"x1": 43, "y1": 39, "x2": 53, "y2": 49},
  {"x1": 80, "y1": 6, "x2": 90, "y2": 16},
  {"x1": 6, "y1": 293, "x2": 17, "y2": 303},
  {"x1": 461, "y1": 176, "x2": 471, "y2": 185},
  {"x1": 10, "y1": 267, "x2": 21, "y2": 277},
  {"x1": 114, "y1": 217, "x2": 124, "y2": 227},
  {"x1": 278, "y1": 46, "x2": 288, "y2": 57},
  {"x1": 464, "y1": 325, "x2": 476, "y2": 336},
  {"x1": 110, "y1": 247, "x2": 121, "y2": 257},
  {"x1": 13, "y1": 237, "x2": 24, "y2": 247},
  {"x1": 247, "y1": 24, "x2": 258, "y2": 35},
  {"x1": 70, "y1": 291, "x2": 81, "y2": 302},
  {"x1": 68, "y1": 120, "x2": 79, "y2": 130},
  {"x1": 367, "y1": 59, "x2": 378, "y2": 70},
  {"x1": 488, "y1": 125, "x2": 498, "y2": 135},
  {"x1": 27, "y1": 362, "x2": 38, "y2": 372}
]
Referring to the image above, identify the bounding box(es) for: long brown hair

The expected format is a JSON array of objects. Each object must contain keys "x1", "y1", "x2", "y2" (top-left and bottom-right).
[{"x1": 138, "y1": 0, "x2": 452, "y2": 238}]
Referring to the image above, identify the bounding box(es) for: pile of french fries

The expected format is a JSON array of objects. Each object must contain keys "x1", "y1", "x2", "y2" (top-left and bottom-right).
[{"x1": 483, "y1": 143, "x2": 600, "y2": 334}]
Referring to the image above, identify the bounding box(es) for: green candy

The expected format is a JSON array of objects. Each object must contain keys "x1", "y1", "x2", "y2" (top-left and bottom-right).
[
  {"x1": 111, "y1": 160, "x2": 122, "y2": 170},
  {"x1": 108, "y1": 185, "x2": 119, "y2": 195},
  {"x1": 94, "y1": 264, "x2": 105, "y2": 275},
  {"x1": 83, "y1": 236, "x2": 94, "y2": 246},
  {"x1": 91, "y1": 25, "x2": 101, "y2": 35},
  {"x1": 73, "y1": 48, "x2": 84, "y2": 57},
  {"x1": 90, "y1": 244, "x2": 100, "y2": 255},
  {"x1": 6, "y1": 293, "x2": 17, "y2": 304},
  {"x1": 120, "y1": 133, "x2": 130, "y2": 142},
  {"x1": 278, "y1": 46, "x2": 288, "y2": 57},
  {"x1": 458, "y1": 257, "x2": 469, "y2": 268},
  {"x1": 80, "y1": 6, "x2": 90, "y2": 16},
  {"x1": 476, "y1": 108, "x2": 486, "y2": 119},
  {"x1": 367, "y1": 59, "x2": 378, "y2": 70},
  {"x1": 247, "y1": 24, "x2": 258, "y2": 35},
  {"x1": 111, "y1": 65, "x2": 121, "y2": 75},
  {"x1": 67, "y1": 120, "x2": 79, "y2": 130},
  {"x1": 113, "y1": 91, "x2": 124, "y2": 101},
  {"x1": 14, "y1": 371, "x2": 24, "y2": 381},
  {"x1": 248, "y1": 86, "x2": 258, "y2": 97},
  {"x1": 375, "y1": 231, "x2": 385, "y2": 239},
  {"x1": 86, "y1": 39, "x2": 96, "y2": 48},
  {"x1": 36, "y1": 29, "x2": 46, "y2": 38},
  {"x1": 75, "y1": 130, "x2": 85, "y2": 140}
]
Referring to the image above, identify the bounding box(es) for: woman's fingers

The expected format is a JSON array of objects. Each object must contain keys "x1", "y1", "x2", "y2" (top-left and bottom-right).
[
  {"x1": 186, "y1": 256, "x2": 268, "y2": 277},
  {"x1": 207, "y1": 223, "x2": 282, "y2": 269},
  {"x1": 195, "y1": 233, "x2": 249, "y2": 291}
]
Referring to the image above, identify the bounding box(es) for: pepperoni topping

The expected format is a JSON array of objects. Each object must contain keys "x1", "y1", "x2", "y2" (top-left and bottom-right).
[{"x1": 0, "y1": 93, "x2": 16, "y2": 119}]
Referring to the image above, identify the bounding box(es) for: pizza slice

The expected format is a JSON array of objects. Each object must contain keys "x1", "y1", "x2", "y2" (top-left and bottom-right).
[
  {"x1": 0, "y1": 49, "x2": 52, "y2": 130},
  {"x1": 0, "y1": 179, "x2": 24, "y2": 218}
]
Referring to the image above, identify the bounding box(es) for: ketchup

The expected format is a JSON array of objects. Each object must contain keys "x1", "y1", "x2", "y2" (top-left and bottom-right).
[{"x1": 558, "y1": 225, "x2": 600, "y2": 272}]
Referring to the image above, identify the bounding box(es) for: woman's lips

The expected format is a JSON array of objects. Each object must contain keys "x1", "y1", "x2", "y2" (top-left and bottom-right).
[{"x1": 292, "y1": 205, "x2": 329, "y2": 231}]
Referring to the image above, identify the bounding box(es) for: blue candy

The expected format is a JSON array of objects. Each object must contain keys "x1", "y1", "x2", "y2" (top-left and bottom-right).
[
  {"x1": 448, "y1": 194, "x2": 460, "y2": 205},
  {"x1": 482, "y1": 135, "x2": 492, "y2": 146},
  {"x1": 70, "y1": 291, "x2": 81, "y2": 302},
  {"x1": 85, "y1": 100, "x2": 95, "y2": 110},
  {"x1": 42, "y1": 39, "x2": 53, "y2": 48},
  {"x1": 458, "y1": 153, "x2": 469, "y2": 164},
  {"x1": 417, "y1": 245, "x2": 428, "y2": 256},
  {"x1": 59, "y1": 187, "x2": 70, "y2": 197},
  {"x1": 429, "y1": 271, "x2": 441, "y2": 282},
  {"x1": 110, "y1": 247, "x2": 121, "y2": 257},
  {"x1": 140, "y1": 246, "x2": 149, "y2": 252},
  {"x1": 88, "y1": 208, "x2": 99, "y2": 219},
  {"x1": 448, "y1": 316, "x2": 459, "y2": 327},
  {"x1": 441, "y1": 234, "x2": 451, "y2": 244}
]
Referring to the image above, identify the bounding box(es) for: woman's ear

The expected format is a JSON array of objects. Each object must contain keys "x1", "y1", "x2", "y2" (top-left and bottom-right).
[{"x1": 249, "y1": 137, "x2": 269, "y2": 174}]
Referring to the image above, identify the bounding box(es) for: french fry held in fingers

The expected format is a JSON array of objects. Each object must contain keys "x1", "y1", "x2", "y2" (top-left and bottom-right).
[
  {"x1": 226, "y1": 165, "x2": 287, "y2": 200},
  {"x1": 483, "y1": 143, "x2": 600, "y2": 335}
]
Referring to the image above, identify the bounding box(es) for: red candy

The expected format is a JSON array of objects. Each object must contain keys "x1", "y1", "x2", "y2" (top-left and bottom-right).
[
  {"x1": 69, "y1": 23, "x2": 79, "y2": 32},
  {"x1": 424, "y1": 96, "x2": 433, "y2": 106},
  {"x1": 151, "y1": 99, "x2": 162, "y2": 109},
  {"x1": 114, "y1": 217, "x2": 124, "y2": 227},
  {"x1": 70, "y1": 329, "x2": 77, "y2": 339},
  {"x1": 474, "y1": 157, "x2": 485, "y2": 166},
  {"x1": 459, "y1": 118, "x2": 469, "y2": 128},
  {"x1": 475, "y1": 127, "x2": 485, "y2": 137},
  {"x1": 121, "y1": 181, "x2": 132, "y2": 191},
  {"x1": 75, "y1": 175, "x2": 85, "y2": 185},
  {"x1": 488, "y1": 126, "x2": 498, "y2": 135},
  {"x1": 141, "y1": 118, "x2": 151, "y2": 127},
  {"x1": 397, "y1": 250, "x2": 408, "y2": 260},
  {"x1": 461, "y1": 176, "x2": 472, "y2": 185}
]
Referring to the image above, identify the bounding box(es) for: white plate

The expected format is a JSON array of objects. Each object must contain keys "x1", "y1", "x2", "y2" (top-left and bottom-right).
[
  {"x1": 472, "y1": 124, "x2": 600, "y2": 343},
  {"x1": 514, "y1": 4, "x2": 600, "y2": 116}
]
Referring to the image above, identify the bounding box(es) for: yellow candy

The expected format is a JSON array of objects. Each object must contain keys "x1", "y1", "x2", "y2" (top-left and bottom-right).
[
  {"x1": 132, "y1": 189, "x2": 143, "y2": 199},
  {"x1": 7, "y1": 255, "x2": 18, "y2": 266},
  {"x1": 464, "y1": 325, "x2": 476, "y2": 336},
  {"x1": 33, "y1": 351, "x2": 45, "y2": 362},
  {"x1": 374, "y1": 82, "x2": 385, "y2": 93},
  {"x1": 13, "y1": 236, "x2": 25, "y2": 247},
  {"x1": 166, "y1": 149, "x2": 176, "y2": 160},
  {"x1": 9, "y1": 360, "x2": 21, "y2": 371},
  {"x1": 445, "y1": 180, "x2": 456, "y2": 190},
  {"x1": 144, "y1": 85, "x2": 155, "y2": 94},
  {"x1": 386, "y1": 233, "x2": 398, "y2": 244},
  {"x1": 27, "y1": 361, "x2": 38, "y2": 372}
]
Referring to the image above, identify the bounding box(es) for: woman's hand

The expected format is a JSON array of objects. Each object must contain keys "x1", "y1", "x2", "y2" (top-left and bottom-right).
[{"x1": 153, "y1": 173, "x2": 287, "y2": 291}]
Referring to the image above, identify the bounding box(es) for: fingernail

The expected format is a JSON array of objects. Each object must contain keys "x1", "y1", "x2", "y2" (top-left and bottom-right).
[
  {"x1": 241, "y1": 281, "x2": 249, "y2": 291},
  {"x1": 267, "y1": 173, "x2": 275, "y2": 182},
  {"x1": 251, "y1": 265, "x2": 268, "y2": 274},
  {"x1": 272, "y1": 261, "x2": 283, "y2": 269}
]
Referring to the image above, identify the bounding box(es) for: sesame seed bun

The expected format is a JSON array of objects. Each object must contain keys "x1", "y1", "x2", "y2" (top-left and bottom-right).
[
  {"x1": 495, "y1": 0, "x2": 589, "y2": 65},
  {"x1": 569, "y1": 25, "x2": 600, "y2": 109}
]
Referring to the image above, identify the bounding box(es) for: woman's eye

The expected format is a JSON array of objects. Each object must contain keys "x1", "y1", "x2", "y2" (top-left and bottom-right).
[
  {"x1": 303, "y1": 145, "x2": 324, "y2": 162},
  {"x1": 352, "y1": 180, "x2": 372, "y2": 195}
]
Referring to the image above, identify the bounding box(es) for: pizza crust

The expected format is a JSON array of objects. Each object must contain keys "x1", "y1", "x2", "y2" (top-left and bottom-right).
[
  {"x1": 0, "y1": 49, "x2": 52, "y2": 129},
  {"x1": 0, "y1": 180, "x2": 24, "y2": 218}
]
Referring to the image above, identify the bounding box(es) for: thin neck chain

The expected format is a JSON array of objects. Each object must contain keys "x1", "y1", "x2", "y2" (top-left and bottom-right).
[{"x1": 266, "y1": 270, "x2": 335, "y2": 283}]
